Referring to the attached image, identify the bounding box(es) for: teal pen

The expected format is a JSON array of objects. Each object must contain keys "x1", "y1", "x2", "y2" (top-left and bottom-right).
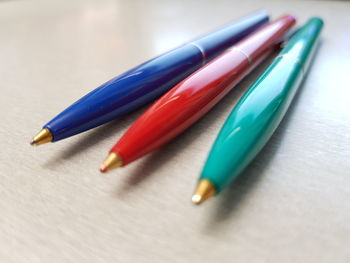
[{"x1": 192, "y1": 17, "x2": 324, "y2": 204}]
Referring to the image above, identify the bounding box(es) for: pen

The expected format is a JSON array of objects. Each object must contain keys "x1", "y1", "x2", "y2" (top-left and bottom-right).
[
  {"x1": 30, "y1": 11, "x2": 269, "y2": 145},
  {"x1": 192, "y1": 17, "x2": 324, "y2": 204},
  {"x1": 100, "y1": 15, "x2": 296, "y2": 173}
]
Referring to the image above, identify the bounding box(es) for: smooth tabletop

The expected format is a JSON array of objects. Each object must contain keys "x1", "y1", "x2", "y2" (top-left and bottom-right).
[{"x1": 0, "y1": 0, "x2": 349, "y2": 262}]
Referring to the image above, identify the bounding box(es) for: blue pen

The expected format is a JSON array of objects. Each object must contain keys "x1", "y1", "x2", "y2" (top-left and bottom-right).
[{"x1": 31, "y1": 11, "x2": 269, "y2": 145}]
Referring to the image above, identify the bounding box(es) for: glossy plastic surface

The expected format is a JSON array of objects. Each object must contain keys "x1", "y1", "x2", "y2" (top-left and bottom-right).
[
  {"x1": 200, "y1": 18, "x2": 324, "y2": 193},
  {"x1": 44, "y1": 11, "x2": 269, "y2": 141},
  {"x1": 111, "y1": 15, "x2": 296, "y2": 165}
]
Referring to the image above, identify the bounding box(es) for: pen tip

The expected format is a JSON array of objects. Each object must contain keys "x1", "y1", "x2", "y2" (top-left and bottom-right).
[
  {"x1": 30, "y1": 128, "x2": 53, "y2": 146},
  {"x1": 100, "y1": 153, "x2": 123, "y2": 173},
  {"x1": 191, "y1": 179, "x2": 216, "y2": 205},
  {"x1": 99, "y1": 164, "x2": 107, "y2": 173},
  {"x1": 191, "y1": 194, "x2": 203, "y2": 204}
]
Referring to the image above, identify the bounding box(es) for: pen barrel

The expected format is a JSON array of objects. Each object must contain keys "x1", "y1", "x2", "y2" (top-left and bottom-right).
[
  {"x1": 279, "y1": 17, "x2": 323, "y2": 74},
  {"x1": 111, "y1": 16, "x2": 296, "y2": 165},
  {"x1": 43, "y1": 11, "x2": 269, "y2": 141},
  {"x1": 200, "y1": 18, "x2": 324, "y2": 193},
  {"x1": 45, "y1": 44, "x2": 204, "y2": 141},
  {"x1": 112, "y1": 52, "x2": 251, "y2": 164}
]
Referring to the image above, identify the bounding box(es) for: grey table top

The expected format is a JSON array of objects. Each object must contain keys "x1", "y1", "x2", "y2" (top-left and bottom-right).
[{"x1": 0, "y1": 0, "x2": 349, "y2": 262}]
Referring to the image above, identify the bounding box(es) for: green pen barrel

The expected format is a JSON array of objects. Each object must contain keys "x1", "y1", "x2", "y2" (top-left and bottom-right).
[{"x1": 200, "y1": 17, "x2": 324, "y2": 193}]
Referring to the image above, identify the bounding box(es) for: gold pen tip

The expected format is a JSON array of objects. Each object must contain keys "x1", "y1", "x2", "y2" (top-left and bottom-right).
[
  {"x1": 191, "y1": 194, "x2": 203, "y2": 205},
  {"x1": 99, "y1": 153, "x2": 123, "y2": 173},
  {"x1": 30, "y1": 128, "x2": 53, "y2": 146},
  {"x1": 99, "y1": 164, "x2": 108, "y2": 173},
  {"x1": 191, "y1": 179, "x2": 216, "y2": 205}
]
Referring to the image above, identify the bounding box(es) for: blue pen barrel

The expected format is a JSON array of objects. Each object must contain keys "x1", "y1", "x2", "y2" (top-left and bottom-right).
[
  {"x1": 44, "y1": 11, "x2": 269, "y2": 141},
  {"x1": 46, "y1": 45, "x2": 203, "y2": 141}
]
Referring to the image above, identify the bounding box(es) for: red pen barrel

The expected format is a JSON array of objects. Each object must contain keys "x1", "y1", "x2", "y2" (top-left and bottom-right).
[{"x1": 110, "y1": 15, "x2": 296, "y2": 166}]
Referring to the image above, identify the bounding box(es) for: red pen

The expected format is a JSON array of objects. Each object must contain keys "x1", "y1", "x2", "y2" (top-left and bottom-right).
[{"x1": 100, "y1": 15, "x2": 296, "y2": 172}]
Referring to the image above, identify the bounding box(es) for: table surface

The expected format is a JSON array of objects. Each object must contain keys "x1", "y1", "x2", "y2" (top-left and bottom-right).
[{"x1": 1, "y1": 0, "x2": 349, "y2": 262}]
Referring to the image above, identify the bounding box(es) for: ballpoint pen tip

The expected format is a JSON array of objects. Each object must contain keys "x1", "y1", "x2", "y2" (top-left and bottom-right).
[
  {"x1": 30, "y1": 128, "x2": 53, "y2": 146},
  {"x1": 191, "y1": 194, "x2": 203, "y2": 205},
  {"x1": 192, "y1": 179, "x2": 216, "y2": 205},
  {"x1": 100, "y1": 153, "x2": 123, "y2": 173},
  {"x1": 99, "y1": 164, "x2": 108, "y2": 173}
]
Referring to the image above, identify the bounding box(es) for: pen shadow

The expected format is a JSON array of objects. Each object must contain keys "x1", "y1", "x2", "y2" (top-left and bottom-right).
[
  {"x1": 115, "y1": 51, "x2": 280, "y2": 196},
  {"x1": 204, "y1": 40, "x2": 324, "y2": 230}
]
